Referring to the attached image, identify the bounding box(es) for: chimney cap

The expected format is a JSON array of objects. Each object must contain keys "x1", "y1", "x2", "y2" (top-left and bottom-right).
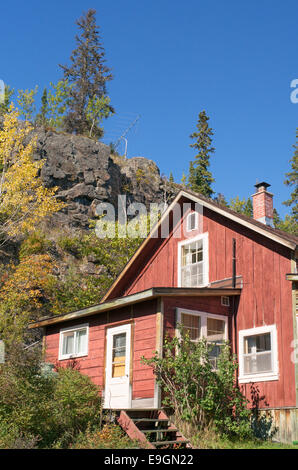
[{"x1": 254, "y1": 181, "x2": 271, "y2": 190}]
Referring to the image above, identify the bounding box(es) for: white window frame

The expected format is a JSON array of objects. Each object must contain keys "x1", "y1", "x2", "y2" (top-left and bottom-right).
[
  {"x1": 238, "y1": 325, "x2": 279, "y2": 384},
  {"x1": 176, "y1": 308, "x2": 228, "y2": 342},
  {"x1": 178, "y1": 232, "x2": 209, "y2": 287},
  {"x1": 186, "y1": 211, "x2": 198, "y2": 232},
  {"x1": 59, "y1": 323, "x2": 89, "y2": 360}
]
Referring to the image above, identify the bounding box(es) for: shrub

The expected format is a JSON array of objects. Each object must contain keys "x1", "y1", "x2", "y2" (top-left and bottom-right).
[
  {"x1": 19, "y1": 232, "x2": 51, "y2": 259},
  {"x1": 72, "y1": 423, "x2": 138, "y2": 449},
  {"x1": 0, "y1": 344, "x2": 102, "y2": 448},
  {"x1": 142, "y1": 328, "x2": 253, "y2": 440}
]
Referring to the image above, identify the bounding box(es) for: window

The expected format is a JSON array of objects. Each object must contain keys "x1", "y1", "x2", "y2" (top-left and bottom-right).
[
  {"x1": 178, "y1": 233, "x2": 208, "y2": 287},
  {"x1": 177, "y1": 309, "x2": 227, "y2": 369},
  {"x1": 238, "y1": 325, "x2": 278, "y2": 383},
  {"x1": 112, "y1": 333, "x2": 126, "y2": 378},
  {"x1": 221, "y1": 296, "x2": 230, "y2": 307},
  {"x1": 186, "y1": 212, "x2": 198, "y2": 231},
  {"x1": 59, "y1": 324, "x2": 89, "y2": 360}
]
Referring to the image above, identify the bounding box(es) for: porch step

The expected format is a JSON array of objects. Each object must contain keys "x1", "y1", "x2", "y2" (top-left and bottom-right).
[
  {"x1": 153, "y1": 440, "x2": 190, "y2": 447},
  {"x1": 142, "y1": 428, "x2": 177, "y2": 433},
  {"x1": 117, "y1": 409, "x2": 192, "y2": 449}
]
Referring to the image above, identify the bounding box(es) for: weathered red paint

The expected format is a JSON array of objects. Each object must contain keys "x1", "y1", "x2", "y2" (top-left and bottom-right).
[{"x1": 43, "y1": 197, "x2": 296, "y2": 411}]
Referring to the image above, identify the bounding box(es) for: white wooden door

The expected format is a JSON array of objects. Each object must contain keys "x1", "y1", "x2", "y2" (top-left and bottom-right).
[{"x1": 104, "y1": 324, "x2": 132, "y2": 409}]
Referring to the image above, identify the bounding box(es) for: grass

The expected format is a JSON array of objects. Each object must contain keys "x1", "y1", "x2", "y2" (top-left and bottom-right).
[{"x1": 191, "y1": 432, "x2": 298, "y2": 449}]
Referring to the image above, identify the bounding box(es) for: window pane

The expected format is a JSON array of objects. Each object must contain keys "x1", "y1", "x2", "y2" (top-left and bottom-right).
[
  {"x1": 76, "y1": 329, "x2": 87, "y2": 354},
  {"x1": 207, "y1": 318, "x2": 225, "y2": 341},
  {"x1": 243, "y1": 351, "x2": 272, "y2": 374},
  {"x1": 112, "y1": 333, "x2": 126, "y2": 378},
  {"x1": 62, "y1": 332, "x2": 74, "y2": 355},
  {"x1": 245, "y1": 333, "x2": 271, "y2": 354},
  {"x1": 181, "y1": 313, "x2": 200, "y2": 341},
  {"x1": 208, "y1": 343, "x2": 222, "y2": 369}
]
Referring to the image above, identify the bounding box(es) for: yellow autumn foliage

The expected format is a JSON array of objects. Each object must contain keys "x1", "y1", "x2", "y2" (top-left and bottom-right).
[{"x1": 0, "y1": 106, "x2": 65, "y2": 239}]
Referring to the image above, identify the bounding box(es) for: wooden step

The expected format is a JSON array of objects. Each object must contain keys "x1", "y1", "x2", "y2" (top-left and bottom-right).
[
  {"x1": 142, "y1": 428, "x2": 177, "y2": 433},
  {"x1": 132, "y1": 418, "x2": 169, "y2": 423},
  {"x1": 152, "y1": 439, "x2": 190, "y2": 447}
]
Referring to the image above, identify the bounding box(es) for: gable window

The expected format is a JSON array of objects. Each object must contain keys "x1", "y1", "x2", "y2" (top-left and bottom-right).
[
  {"x1": 178, "y1": 233, "x2": 208, "y2": 287},
  {"x1": 177, "y1": 309, "x2": 227, "y2": 369},
  {"x1": 238, "y1": 325, "x2": 278, "y2": 383},
  {"x1": 59, "y1": 324, "x2": 89, "y2": 360},
  {"x1": 186, "y1": 211, "x2": 198, "y2": 232}
]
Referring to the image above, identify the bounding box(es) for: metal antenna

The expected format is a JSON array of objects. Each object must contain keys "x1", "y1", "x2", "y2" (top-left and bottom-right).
[{"x1": 113, "y1": 114, "x2": 141, "y2": 151}]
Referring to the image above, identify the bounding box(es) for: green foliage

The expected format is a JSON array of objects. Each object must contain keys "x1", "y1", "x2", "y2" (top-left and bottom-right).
[
  {"x1": 60, "y1": 9, "x2": 113, "y2": 137},
  {"x1": 282, "y1": 127, "x2": 298, "y2": 234},
  {"x1": 47, "y1": 79, "x2": 72, "y2": 129},
  {"x1": 229, "y1": 196, "x2": 253, "y2": 217},
  {"x1": 142, "y1": 328, "x2": 252, "y2": 439},
  {"x1": 188, "y1": 110, "x2": 215, "y2": 198},
  {"x1": 0, "y1": 345, "x2": 102, "y2": 449},
  {"x1": 16, "y1": 86, "x2": 38, "y2": 122},
  {"x1": 72, "y1": 423, "x2": 138, "y2": 449},
  {"x1": 86, "y1": 95, "x2": 113, "y2": 138},
  {"x1": 19, "y1": 231, "x2": 51, "y2": 259},
  {"x1": 0, "y1": 85, "x2": 14, "y2": 116},
  {"x1": 213, "y1": 193, "x2": 229, "y2": 207},
  {"x1": 35, "y1": 88, "x2": 49, "y2": 127}
]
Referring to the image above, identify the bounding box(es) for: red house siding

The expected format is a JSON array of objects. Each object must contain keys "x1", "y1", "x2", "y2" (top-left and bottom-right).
[
  {"x1": 117, "y1": 206, "x2": 295, "y2": 408},
  {"x1": 45, "y1": 299, "x2": 158, "y2": 401}
]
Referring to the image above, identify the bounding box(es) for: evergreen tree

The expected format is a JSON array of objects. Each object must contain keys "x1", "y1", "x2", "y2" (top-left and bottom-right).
[
  {"x1": 229, "y1": 196, "x2": 253, "y2": 217},
  {"x1": 181, "y1": 172, "x2": 187, "y2": 187},
  {"x1": 60, "y1": 9, "x2": 113, "y2": 137},
  {"x1": 214, "y1": 193, "x2": 229, "y2": 207},
  {"x1": 35, "y1": 88, "x2": 49, "y2": 127},
  {"x1": 169, "y1": 172, "x2": 174, "y2": 183},
  {"x1": 188, "y1": 111, "x2": 215, "y2": 198},
  {"x1": 283, "y1": 128, "x2": 298, "y2": 227}
]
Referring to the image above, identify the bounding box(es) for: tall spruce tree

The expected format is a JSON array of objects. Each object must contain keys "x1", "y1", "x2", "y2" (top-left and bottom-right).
[
  {"x1": 283, "y1": 127, "x2": 298, "y2": 228},
  {"x1": 188, "y1": 110, "x2": 215, "y2": 198},
  {"x1": 60, "y1": 9, "x2": 113, "y2": 137}
]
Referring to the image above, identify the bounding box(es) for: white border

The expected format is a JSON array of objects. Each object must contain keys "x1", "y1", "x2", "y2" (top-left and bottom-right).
[
  {"x1": 59, "y1": 323, "x2": 89, "y2": 360},
  {"x1": 177, "y1": 232, "x2": 209, "y2": 287},
  {"x1": 238, "y1": 324, "x2": 279, "y2": 383}
]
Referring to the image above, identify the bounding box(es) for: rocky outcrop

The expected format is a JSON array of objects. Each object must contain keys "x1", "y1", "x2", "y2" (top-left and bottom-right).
[{"x1": 31, "y1": 129, "x2": 175, "y2": 229}]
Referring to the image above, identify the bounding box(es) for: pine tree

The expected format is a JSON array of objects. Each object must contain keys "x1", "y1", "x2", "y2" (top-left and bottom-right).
[
  {"x1": 214, "y1": 193, "x2": 229, "y2": 207},
  {"x1": 188, "y1": 111, "x2": 215, "y2": 198},
  {"x1": 60, "y1": 9, "x2": 113, "y2": 137},
  {"x1": 283, "y1": 127, "x2": 298, "y2": 227},
  {"x1": 169, "y1": 172, "x2": 174, "y2": 183},
  {"x1": 35, "y1": 88, "x2": 49, "y2": 127}
]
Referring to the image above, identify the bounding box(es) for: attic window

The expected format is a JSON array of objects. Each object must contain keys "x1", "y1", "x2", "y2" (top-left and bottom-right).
[{"x1": 186, "y1": 212, "x2": 198, "y2": 231}]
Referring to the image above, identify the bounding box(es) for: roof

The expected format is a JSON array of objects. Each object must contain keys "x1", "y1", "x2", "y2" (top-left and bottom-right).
[
  {"x1": 101, "y1": 188, "x2": 298, "y2": 302},
  {"x1": 29, "y1": 286, "x2": 241, "y2": 329}
]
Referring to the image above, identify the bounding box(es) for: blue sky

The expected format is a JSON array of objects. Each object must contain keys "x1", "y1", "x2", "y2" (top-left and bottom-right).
[{"x1": 1, "y1": 0, "x2": 297, "y2": 217}]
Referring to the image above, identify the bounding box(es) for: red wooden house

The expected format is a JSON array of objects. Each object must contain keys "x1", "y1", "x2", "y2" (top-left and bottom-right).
[{"x1": 30, "y1": 183, "x2": 298, "y2": 442}]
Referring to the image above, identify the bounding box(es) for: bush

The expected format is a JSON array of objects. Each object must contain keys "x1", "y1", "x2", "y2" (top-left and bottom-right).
[
  {"x1": 72, "y1": 423, "x2": 138, "y2": 449},
  {"x1": 19, "y1": 232, "x2": 51, "y2": 259},
  {"x1": 0, "y1": 344, "x2": 102, "y2": 448},
  {"x1": 142, "y1": 328, "x2": 253, "y2": 440}
]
